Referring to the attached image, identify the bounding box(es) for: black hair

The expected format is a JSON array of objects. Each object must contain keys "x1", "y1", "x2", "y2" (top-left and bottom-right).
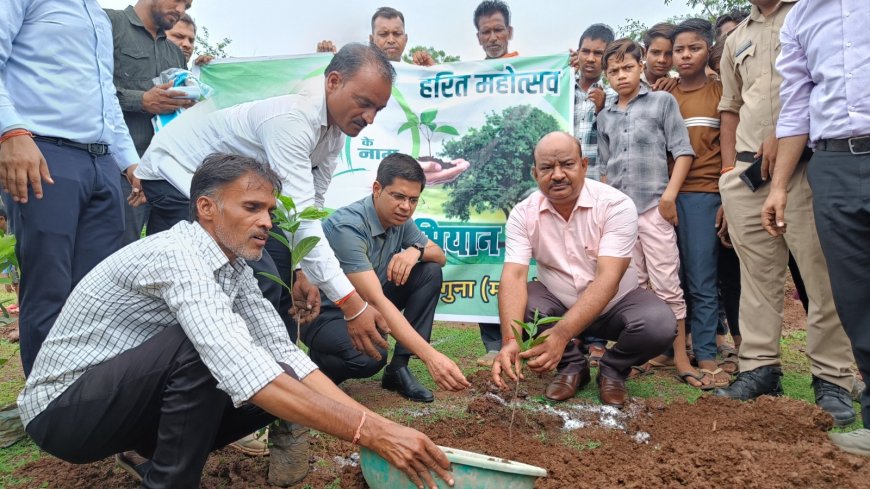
[
  {"x1": 473, "y1": 0, "x2": 511, "y2": 30},
  {"x1": 177, "y1": 13, "x2": 195, "y2": 33},
  {"x1": 376, "y1": 153, "x2": 426, "y2": 191},
  {"x1": 672, "y1": 18, "x2": 715, "y2": 48},
  {"x1": 715, "y1": 9, "x2": 749, "y2": 40},
  {"x1": 642, "y1": 22, "x2": 675, "y2": 49},
  {"x1": 371, "y1": 6, "x2": 405, "y2": 31},
  {"x1": 603, "y1": 38, "x2": 644, "y2": 71},
  {"x1": 324, "y1": 42, "x2": 396, "y2": 85},
  {"x1": 189, "y1": 153, "x2": 282, "y2": 221},
  {"x1": 579, "y1": 23, "x2": 615, "y2": 48}
]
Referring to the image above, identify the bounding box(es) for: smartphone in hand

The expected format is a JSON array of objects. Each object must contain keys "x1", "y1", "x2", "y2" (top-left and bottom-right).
[{"x1": 739, "y1": 157, "x2": 768, "y2": 192}]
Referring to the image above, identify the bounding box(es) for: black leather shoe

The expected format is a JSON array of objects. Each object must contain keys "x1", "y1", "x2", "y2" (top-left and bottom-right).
[
  {"x1": 382, "y1": 366, "x2": 434, "y2": 403},
  {"x1": 714, "y1": 366, "x2": 783, "y2": 400},
  {"x1": 813, "y1": 376, "x2": 856, "y2": 427}
]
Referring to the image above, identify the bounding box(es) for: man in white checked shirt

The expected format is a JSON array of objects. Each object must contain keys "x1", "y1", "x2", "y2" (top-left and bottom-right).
[{"x1": 17, "y1": 154, "x2": 454, "y2": 489}]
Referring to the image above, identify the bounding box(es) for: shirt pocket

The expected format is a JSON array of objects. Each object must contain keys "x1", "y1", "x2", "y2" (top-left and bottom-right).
[
  {"x1": 734, "y1": 42, "x2": 757, "y2": 82},
  {"x1": 118, "y1": 47, "x2": 155, "y2": 86},
  {"x1": 633, "y1": 117, "x2": 660, "y2": 145}
]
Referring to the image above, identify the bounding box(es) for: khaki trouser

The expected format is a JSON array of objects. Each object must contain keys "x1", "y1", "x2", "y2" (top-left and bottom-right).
[{"x1": 719, "y1": 159, "x2": 854, "y2": 390}]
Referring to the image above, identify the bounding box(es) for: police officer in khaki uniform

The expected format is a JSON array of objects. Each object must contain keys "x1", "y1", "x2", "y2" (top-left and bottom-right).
[{"x1": 713, "y1": 0, "x2": 856, "y2": 427}]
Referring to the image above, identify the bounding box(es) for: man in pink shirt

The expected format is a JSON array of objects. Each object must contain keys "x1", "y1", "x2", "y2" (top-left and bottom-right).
[{"x1": 491, "y1": 132, "x2": 676, "y2": 407}]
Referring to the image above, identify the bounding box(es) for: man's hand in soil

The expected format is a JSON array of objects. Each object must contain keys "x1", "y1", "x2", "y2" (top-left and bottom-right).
[
  {"x1": 365, "y1": 420, "x2": 454, "y2": 489},
  {"x1": 419, "y1": 158, "x2": 470, "y2": 185},
  {"x1": 521, "y1": 327, "x2": 570, "y2": 373},
  {"x1": 386, "y1": 247, "x2": 419, "y2": 286},
  {"x1": 492, "y1": 340, "x2": 524, "y2": 389},
  {"x1": 0, "y1": 133, "x2": 53, "y2": 203},
  {"x1": 142, "y1": 81, "x2": 195, "y2": 114},
  {"x1": 423, "y1": 350, "x2": 470, "y2": 391},
  {"x1": 342, "y1": 295, "x2": 390, "y2": 360},
  {"x1": 411, "y1": 49, "x2": 436, "y2": 67},
  {"x1": 290, "y1": 271, "x2": 320, "y2": 325}
]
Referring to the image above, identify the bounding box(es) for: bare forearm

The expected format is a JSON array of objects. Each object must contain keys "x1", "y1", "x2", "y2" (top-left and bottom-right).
[
  {"x1": 772, "y1": 135, "x2": 809, "y2": 192},
  {"x1": 497, "y1": 267, "x2": 529, "y2": 340},
  {"x1": 421, "y1": 240, "x2": 446, "y2": 266},
  {"x1": 369, "y1": 294, "x2": 435, "y2": 360},
  {"x1": 251, "y1": 372, "x2": 364, "y2": 441},
  {"x1": 720, "y1": 111, "x2": 739, "y2": 169},
  {"x1": 664, "y1": 155, "x2": 693, "y2": 198},
  {"x1": 551, "y1": 275, "x2": 618, "y2": 339}
]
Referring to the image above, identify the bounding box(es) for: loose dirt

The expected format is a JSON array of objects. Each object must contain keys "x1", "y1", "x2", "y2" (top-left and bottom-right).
[{"x1": 7, "y1": 277, "x2": 866, "y2": 488}]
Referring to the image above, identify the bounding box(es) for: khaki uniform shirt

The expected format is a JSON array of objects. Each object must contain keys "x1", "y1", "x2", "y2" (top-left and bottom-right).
[{"x1": 717, "y1": 0, "x2": 796, "y2": 154}]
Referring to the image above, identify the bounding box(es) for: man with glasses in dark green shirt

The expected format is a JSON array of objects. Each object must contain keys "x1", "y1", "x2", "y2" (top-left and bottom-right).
[{"x1": 302, "y1": 153, "x2": 470, "y2": 402}]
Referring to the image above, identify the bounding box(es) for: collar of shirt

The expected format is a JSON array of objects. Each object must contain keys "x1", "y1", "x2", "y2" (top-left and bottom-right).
[
  {"x1": 123, "y1": 5, "x2": 167, "y2": 39},
  {"x1": 747, "y1": 0, "x2": 796, "y2": 23},
  {"x1": 363, "y1": 195, "x2": 387, "y2": 237},
  {"x1": 536, "y1": 182, "x2": 594, "y2": 218},
  {"x1": 188, "y1": 221, "x2": 247, "y2": 274},
  {"x1": 606, "y1": 84, "x2": 649, "y2": 113}
]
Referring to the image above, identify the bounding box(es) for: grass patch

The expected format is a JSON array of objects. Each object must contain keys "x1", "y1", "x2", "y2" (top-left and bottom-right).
[
  {"x1": 560, "y1": 432, "x2": 601, "y2": 451},
  {"x1": 0, "y1": 438, "x2": 41, "y2": 488}
]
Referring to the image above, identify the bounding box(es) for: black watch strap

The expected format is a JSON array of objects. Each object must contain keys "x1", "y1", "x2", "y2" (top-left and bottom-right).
[{"x1": 412, "y1": 243, "x2": 425, "y2": 261}]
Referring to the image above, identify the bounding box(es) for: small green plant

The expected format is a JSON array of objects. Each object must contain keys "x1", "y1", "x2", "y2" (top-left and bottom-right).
[
  {"x1": 0, "y1": 234, "x2": 19, "y2": 321},
  {"x1": 507, "y1": 309, "x2": 562, "y2": 440},
  {"x1": 256, "y1": 194, "x2": 329, "y2": 347},
  {"x1": 397, "y1": 108, "x2": 458, "y2": 157}
]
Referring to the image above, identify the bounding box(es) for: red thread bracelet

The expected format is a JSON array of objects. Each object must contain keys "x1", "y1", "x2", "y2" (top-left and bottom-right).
[
  {"x1": 0, "y1": 129, "x2": 33, "y2": 144},
  {"x1": 335, "y1": 289, "x2": 356, "y2": 307}
]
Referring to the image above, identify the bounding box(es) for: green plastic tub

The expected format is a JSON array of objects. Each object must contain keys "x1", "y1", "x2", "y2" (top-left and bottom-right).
[{"x1": 360, "y1": 445, "x2": 547, "y2": 489}]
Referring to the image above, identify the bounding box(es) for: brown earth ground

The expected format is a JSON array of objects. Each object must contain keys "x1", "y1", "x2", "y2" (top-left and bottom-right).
[{"x1": 6, "y1": 280, "x2": 866, "y2": 488}]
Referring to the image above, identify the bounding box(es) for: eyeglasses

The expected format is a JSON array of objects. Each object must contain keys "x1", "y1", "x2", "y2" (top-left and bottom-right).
[{"x1": 384, "y1": 191, "x2": 424, "y2": 206}]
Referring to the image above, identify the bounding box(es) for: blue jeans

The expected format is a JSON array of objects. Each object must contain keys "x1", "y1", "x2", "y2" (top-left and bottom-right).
[{"x1": 676, "y1": 192, "x2": 720, "y2": 362}]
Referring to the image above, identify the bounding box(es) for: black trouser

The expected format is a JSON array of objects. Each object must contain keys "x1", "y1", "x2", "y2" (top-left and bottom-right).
[
  {"x1": 3, "y1": 141, "x2": 124, "y2": 376},
  {"x1": 478, "y1": 322, "x2": 502, "y2": 352},
  {"x1": 26, "y1": 325, "x2": 284, "y2": 488},
  {"x1": 807, "y1": 149, "x2": 870, "y2": 427},
  {"x1": 301, "y1": 262, "x2": 442, "y2": 384},
  {"x1": 717, "y1": 243, "x2": 741, "y2": 337},
  {"x1": 140, "y1": 179, "x2": 292, "y2": 338},
  {"x1": 787, "y1": 253, "x2": 810, "y2": 314},
  {"x1": 120, "y1": 174, "x2": 150, "y2": 244},
  {"x1": 527, "y1": 282, "x2": 676, "y2": 378}
]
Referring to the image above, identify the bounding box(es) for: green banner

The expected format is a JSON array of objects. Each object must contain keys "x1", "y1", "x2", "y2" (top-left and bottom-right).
[{"x1": 199, "y1": 53, "x2": 573, "y2": 321}]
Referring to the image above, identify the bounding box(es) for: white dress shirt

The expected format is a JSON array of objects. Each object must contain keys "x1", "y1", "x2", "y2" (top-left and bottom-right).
[{"x1": 136, "y1": 77, "x2": 354, "y2": 301}]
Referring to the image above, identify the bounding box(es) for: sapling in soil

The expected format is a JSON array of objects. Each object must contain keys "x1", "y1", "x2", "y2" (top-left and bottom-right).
[
  {"x1": 257, "y1": 194, "x2": 329, "y2": 486},
  {"x1": 508, "y1": 309, "x2": 562, "y2": 441}
]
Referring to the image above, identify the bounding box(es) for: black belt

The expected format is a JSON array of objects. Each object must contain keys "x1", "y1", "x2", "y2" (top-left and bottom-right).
[
  {"x1": 736, "y1": 147, "x2": 814, "y2": 163},
  {"x1": 817, "y1": 135, "x2": 870, "y2": 154},
  {"x1": 32, "y1": 135, "x2": 110, "y2": 156}
]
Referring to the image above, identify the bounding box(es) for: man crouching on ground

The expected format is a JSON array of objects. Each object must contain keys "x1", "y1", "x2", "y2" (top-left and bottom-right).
[
  {"x1": 492, "y1": 132, "x2": 675, "y2": 407},
  {"x1": 17, "y1": 153, "x2": 454, "y2": 489}
]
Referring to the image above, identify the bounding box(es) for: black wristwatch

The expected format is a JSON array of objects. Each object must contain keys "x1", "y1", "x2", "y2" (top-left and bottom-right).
[{"x1": 412, "y1": 243, "x2": 425, "y2": 262}]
